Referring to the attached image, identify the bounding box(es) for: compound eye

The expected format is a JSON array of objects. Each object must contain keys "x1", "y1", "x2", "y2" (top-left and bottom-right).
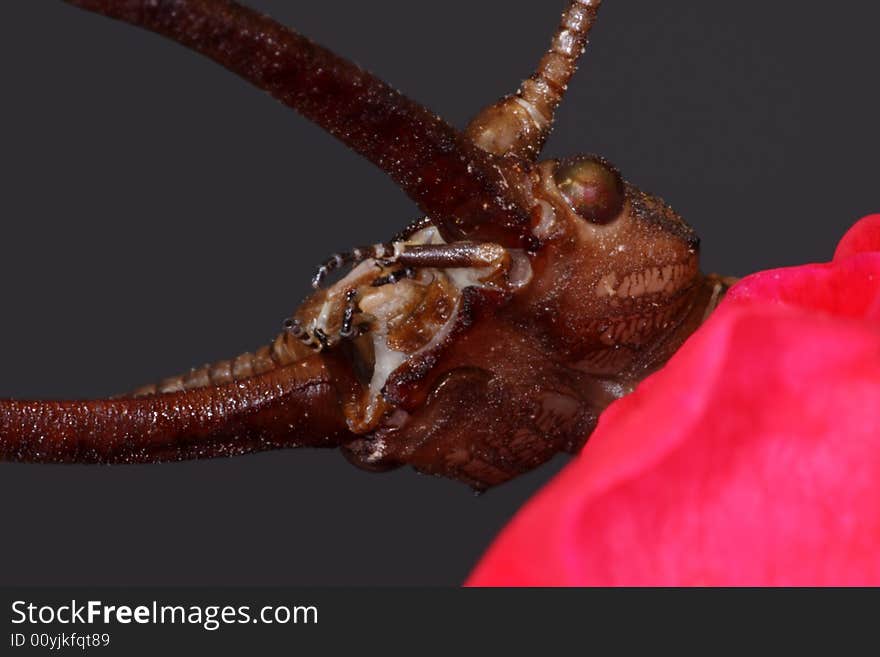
[{"x1": 553, "y1": 156, "x2": 625, "y2": 225}]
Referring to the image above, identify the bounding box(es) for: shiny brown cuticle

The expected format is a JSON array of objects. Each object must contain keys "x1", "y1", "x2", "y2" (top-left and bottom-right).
[{"x1": 0, "y1": 0, "x2": 735, "y2": 490}]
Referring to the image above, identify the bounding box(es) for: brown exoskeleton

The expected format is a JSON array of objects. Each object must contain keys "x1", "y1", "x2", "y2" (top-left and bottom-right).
[{"x1": 0, "y1": 0, "x2": 734, "y2": 489}]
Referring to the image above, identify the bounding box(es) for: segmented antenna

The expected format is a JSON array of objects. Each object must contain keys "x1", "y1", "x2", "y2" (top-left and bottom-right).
[{"x1": 466, "y1": 0, "x2": 604, "y2": 160}]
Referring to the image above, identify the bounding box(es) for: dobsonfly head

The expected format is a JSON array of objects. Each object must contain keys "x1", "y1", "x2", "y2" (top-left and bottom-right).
[
  {"x1": 296, "y1": 0, "x2": 706, "y2": 372},
  {"x1": 0, "y1": 0, "x2": 735, "y2": 490}
]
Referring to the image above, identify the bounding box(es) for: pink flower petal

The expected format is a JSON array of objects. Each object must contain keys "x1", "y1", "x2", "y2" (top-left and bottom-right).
[
  {"x1": 469, "y1": 214, "x2": 880, "y2": 586},
  {"x1": 835, "y1": 213, "x2": 880, "y2": 260}
]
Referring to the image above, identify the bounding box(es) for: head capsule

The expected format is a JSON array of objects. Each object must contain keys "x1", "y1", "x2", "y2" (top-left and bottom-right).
[{"x1": 521, "y1": 154, "x2": 703, "y2": 364}]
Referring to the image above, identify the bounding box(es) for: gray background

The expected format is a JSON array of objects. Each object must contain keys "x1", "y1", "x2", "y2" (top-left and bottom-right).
[{"x1": 0, "y1": 1, "x2": 876, "y2": 585}]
